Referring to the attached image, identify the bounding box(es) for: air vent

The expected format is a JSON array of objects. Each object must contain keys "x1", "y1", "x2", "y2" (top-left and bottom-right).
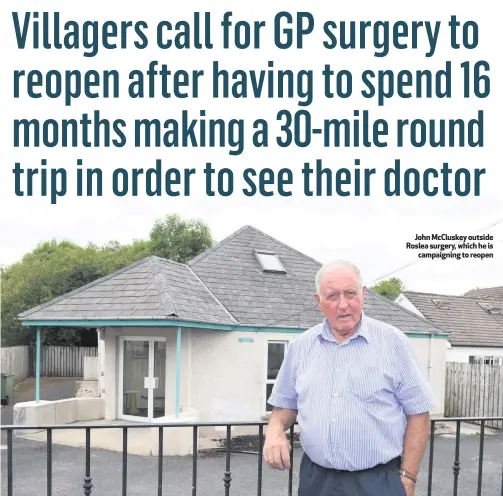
[
  {"x1": 478, "y1": 302, "x2": 502, "y2": 315},
  {"x1": 432, "y1": 299, "x2": 450, "y2": 310}
]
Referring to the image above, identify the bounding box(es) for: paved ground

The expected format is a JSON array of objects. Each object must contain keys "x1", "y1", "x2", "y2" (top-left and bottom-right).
[
  {"x1": 1, "y1": 377, "x2": 78, "y2": 426},
  {"x1": 1, "y1": 431, "x2": 502, "y2": 495}
]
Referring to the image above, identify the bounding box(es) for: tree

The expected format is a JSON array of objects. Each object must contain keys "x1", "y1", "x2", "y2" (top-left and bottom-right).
[
  {"x1": 0, "y1": 214, "x2": 214, "y2": 346},
  {"x1": 371, "y1": 277, "x2": 405, "y2": 301},
  {"x1": 149, "y1": 214, "x2": 213, "y2": 263}
]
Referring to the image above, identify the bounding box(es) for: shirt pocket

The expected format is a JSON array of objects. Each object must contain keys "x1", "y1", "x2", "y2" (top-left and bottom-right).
[
  {"x1": 296, "y1": 369, "x2": 311, "y2": 403},
  {"x1": 348, "y1": 365, "x2": 385, "y2": 403},
  {"x1": 296, "y1": 366, "x2": 323, "y2": 407}
]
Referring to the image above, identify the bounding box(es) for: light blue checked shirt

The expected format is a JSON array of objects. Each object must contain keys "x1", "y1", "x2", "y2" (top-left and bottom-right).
[{"x1": 267, "y1": 312, "x2": 437, "y2": 471}]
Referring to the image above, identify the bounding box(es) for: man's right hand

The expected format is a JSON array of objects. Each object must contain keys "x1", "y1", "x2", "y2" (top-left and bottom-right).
[{"x1": 263, "y1": 432, "x2": 292, "y2": 470}]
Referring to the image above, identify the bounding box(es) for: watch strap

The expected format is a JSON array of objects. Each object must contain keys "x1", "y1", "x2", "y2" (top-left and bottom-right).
[{"x1": 399, "y1": 469, "x2": 417, "y2": 484}]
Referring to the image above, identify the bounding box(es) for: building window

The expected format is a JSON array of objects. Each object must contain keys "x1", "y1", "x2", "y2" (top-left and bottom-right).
[
  {"x1": 265, "y1": 341, "x2": 288, "y2": 412},
  {"x1": 254, "y1": 250, "x2": 286, "y2": 274},
  {"x1": 469, "y1": 355, "x2": 503, "y2": 365}
]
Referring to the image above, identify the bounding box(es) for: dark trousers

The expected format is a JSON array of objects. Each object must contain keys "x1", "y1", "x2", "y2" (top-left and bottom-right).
[{"x1": 298, "y1": 453, "x2": 406, "y2": 496}]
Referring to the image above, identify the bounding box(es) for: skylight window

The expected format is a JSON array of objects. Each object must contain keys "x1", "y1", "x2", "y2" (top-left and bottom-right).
[{"x1": 254, "y1": 250, "x2": 286, "y2": 273}]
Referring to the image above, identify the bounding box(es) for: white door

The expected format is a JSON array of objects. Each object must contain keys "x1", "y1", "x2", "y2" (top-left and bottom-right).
[{"x1": 119, "y1": 337, "x2": 166, "y2": 422}]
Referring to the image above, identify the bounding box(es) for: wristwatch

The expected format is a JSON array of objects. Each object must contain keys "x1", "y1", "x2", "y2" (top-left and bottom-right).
[{"x1": 399, "y1": 469, "x2": 417, "y2": 484}]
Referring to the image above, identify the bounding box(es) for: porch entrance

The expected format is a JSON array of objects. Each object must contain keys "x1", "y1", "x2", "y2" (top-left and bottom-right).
[{"x1": 119, "y1": 337, "x2": 167, "y2": 422}]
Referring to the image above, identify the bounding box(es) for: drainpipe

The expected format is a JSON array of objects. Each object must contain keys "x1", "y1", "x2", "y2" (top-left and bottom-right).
[{"x1": 427, "y1": 333, "x2": 433, "y2": 380}]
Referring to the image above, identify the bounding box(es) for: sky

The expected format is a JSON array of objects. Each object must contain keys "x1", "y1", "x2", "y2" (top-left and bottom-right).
[{"x1": 1, "y1": 0, "x2": 501, "y2": 297}]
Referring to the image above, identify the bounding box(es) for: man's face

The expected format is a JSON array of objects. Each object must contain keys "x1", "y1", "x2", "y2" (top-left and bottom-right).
[{"x1": 315, "y1": 267, "x2": 365, "y2": 334}]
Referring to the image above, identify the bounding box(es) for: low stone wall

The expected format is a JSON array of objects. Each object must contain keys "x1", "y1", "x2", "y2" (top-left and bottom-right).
[
  {"x1": 13, "y1": 398, "x2": 104, "y2": 434},
  {"x1": 75, "y1": 380, "x2": 99, "y2": 398},
  {"x1": 12, "y1": 402, "x2": 200, "y2": 456}
]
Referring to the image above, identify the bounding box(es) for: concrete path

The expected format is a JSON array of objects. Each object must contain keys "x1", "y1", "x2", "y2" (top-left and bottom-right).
[{"x1": 1, "y1": 431, "x2": 502, "y2": 495}]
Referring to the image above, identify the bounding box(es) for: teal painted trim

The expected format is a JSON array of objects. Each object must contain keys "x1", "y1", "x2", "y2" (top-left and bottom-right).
[
  {"x1": 19, "y1": 319, "x2": 449, "y2": 339},
  {"x1": 175, "y1": 327, "x2": 181, "y2": 419},
  {"x1": 239, "y1": 337, "x2": 254, "y2": 343},
  {"x1": 35, "y1": 328, "x2": 41, "y2": 403},
  {"x1": 406, "y1": 333, "x2": 448, "y2": 339},
  {"x1": 20, "y1": 319, "x2": 306, "y2": 333}
]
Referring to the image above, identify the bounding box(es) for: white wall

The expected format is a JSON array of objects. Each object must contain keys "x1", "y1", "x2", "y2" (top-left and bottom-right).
[
  {"x1": 447, "y1": 346, "x2": 503, "y2": 363},
  {"x1": 0, "y1": 346, "x2": 30, "y2": 384},
  {"x1": 190, "y1": 330, "x2": 447, "y2": 424},
  {"x1": 97, "y1": 329, "x2": 105, "y2": 398},
  {"x1": 191, "y1": 330, "x2": 292, "y2": 423},
  {"x1": 407, "y1": 336, "x2": 447, "y2": 416},
  {"x1": 102, "y1": 326, "x2": 447, "y2": 426},
  {"x1": 83, "y1": 357, "x2": 98, "y2": 380}
]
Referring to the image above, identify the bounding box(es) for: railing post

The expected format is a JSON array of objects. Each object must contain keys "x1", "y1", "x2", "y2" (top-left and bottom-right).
[
  {"x1": 192, "y1": 426, "x2": 198, "y2": 496},
  {"x1": 122, "y1": 427, "x2": 128, "y2": 496},
  {"x1": 477, "y1": 420, "x2": 485, "y2": 496},
  {"x1": 7, "y1": 429, "x2": 13, "y2": 496},
  {"x1": 257, "y1": 425, "x2": 263, "y2": 496},
  {"x1": 83, "y1": 428, "x2": 93, "y2": 495},
  {"x1": 47, "y1": 429, "x2": 52, "y2": 496},
  {"x1": 158, "y1": 427, "x2": 163, "y2": 496},
  {"x1": 223, "y1": 425, "x2": 232, "y2": 495},
  {"x1": 427, "y1": 420, "x2": 435, "y2": 496},
  {"x1": 288, "y1": 426, "x2": 294, "y2": 496},
  {"x1": 452, "y1": 421, "x2": 461, "y2": 496}
]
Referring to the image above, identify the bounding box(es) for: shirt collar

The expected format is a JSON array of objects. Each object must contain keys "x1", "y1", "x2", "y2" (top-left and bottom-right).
[{"x1": 318, "y1": 312, "x2": 370, "y2": 344}]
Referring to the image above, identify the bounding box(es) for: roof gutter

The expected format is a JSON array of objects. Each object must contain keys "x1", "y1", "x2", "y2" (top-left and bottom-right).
[
  {"x1": 18, "y1": 318, "x2": 450, "y2": 338},
  {"x1": 19, "y1": 318, "x2": 307, "y2": 333}
]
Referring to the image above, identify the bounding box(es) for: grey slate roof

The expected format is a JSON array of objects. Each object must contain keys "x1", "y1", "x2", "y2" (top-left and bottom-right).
[
  {"x1": 18, "y1": 257, "x2": 237, "y2": 325},
  {"x1": 188, "y1": 225, "x2": 444, "y2": 333},
  {"x1": 464, "y1": 286, "x2": 503, "y2": 300},
  {"x1": 401, "y1": 291, "x2": 503, "y2": 347},
  {"x1": 188, "y1": 225, "x2": 323, "y2": 327},
  {"x1": 19, "y1": 225, "x2": 446, "y2": 334}
]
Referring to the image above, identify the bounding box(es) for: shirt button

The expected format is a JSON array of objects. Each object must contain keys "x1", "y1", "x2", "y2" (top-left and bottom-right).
[{"x1": 334, "y1": 393, "x2": 339, "y2": 397}]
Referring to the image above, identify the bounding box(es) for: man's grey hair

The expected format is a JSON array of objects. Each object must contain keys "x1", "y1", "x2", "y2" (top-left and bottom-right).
[{"x1": 315, "y1": 260, "x2": 363, "y2": 293}]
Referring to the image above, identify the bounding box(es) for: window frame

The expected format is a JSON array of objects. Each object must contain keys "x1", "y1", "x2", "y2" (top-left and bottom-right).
[
  {"x1": 264, "y1": 340, "x2": 289, "y2": 415},
  {"x1": 469, "y1": 355, "x2": 503, "y2": 365},
  {"x1": 254, "y1": 250, "x2": 286, "y2": 274}
]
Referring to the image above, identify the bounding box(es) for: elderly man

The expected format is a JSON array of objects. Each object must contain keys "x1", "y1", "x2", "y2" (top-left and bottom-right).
[{"x1": 264, "y1": 260, "x2": 436, "y2": 496}]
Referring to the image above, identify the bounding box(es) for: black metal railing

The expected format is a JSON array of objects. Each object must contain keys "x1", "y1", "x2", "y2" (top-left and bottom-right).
[
  {"x1": 427, "y1": 417, "x2": 503, "y2": 496},
  {"x1": 1, "y1": 417, "x2": 502, "y2": 495}
]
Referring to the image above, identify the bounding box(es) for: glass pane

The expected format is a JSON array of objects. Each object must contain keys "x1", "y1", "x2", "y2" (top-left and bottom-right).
[
  {"x1": 123, "y1": 341, "x2": 149, "y2": 418},
  {"x1": 256, "y1": 252, "x2": 286, "y2": 272},
  {"x1": 266, "y1": 383, "x2": 274, "y2": 412},
  {"x1": 153, "y1": 341, "x2": 166, "y2": 418},
  {"x1": 267, "y1": 343, "x2": 286, "y2": 380}
]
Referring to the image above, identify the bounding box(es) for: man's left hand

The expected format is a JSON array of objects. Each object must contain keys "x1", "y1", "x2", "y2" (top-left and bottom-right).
[{"x1": 400, "y1": 476, "x2": 415, "y2": 496}]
